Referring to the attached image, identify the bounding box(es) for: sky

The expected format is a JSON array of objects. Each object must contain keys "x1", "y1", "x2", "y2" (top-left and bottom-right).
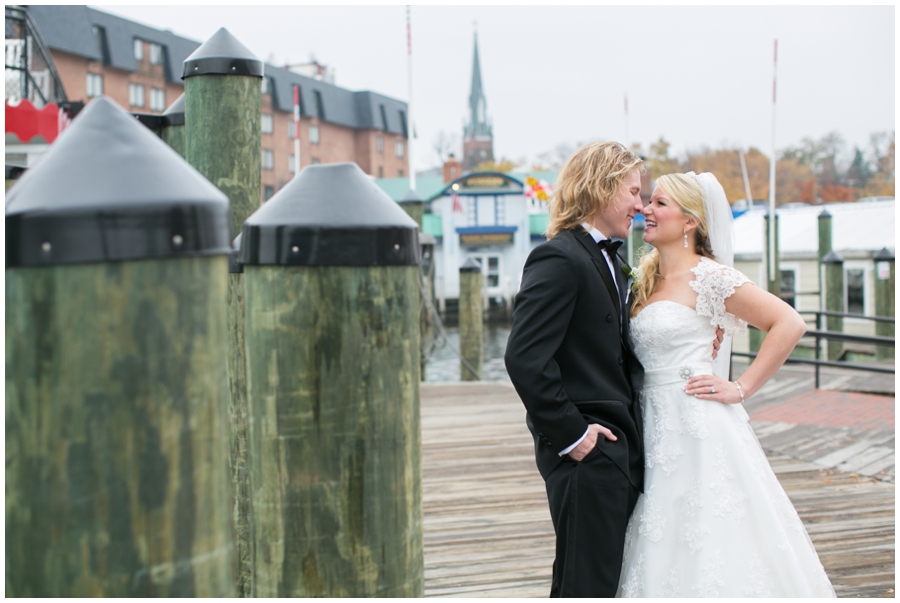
[{"x1": 96, "y1": 4, "x2": 895, "y2": 172}]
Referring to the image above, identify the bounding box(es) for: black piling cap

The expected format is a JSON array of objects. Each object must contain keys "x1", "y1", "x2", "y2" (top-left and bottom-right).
[
  {"x1": 6, "y1": 96, "x2": 231, "y2": 268},
  {"x1": 5, "y1": 164, "x2": 26, "y2": 180},
  {"x1": 240, "y1": 162, "x2": 419, "y2": 267},
  {"x1": 161, "y1": 93, "x2": 185, "y2": 127},
  {"x1": 460, "y1": 257, "x2": 482, "y2": 273},
  {"x1": 873, "y1": 247, "x2": 894, "y2": 261},
  {"x1": 182, "y1": 27, "x2": 264, "y2": 79},
  {"x1": 132, "y1": 112, "x2": 162, "y2": 132},
  {"x1": 818, "y1": 209, "x2": 832, "y2": 219},
  {"x1": 822, "y1": 250, "x2": 844, "y2": 265},
  {"x1": 399, "y1": 188, "x2": 423, "y2": 205}
]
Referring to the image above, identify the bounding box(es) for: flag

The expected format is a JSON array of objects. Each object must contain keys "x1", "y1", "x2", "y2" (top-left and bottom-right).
[{"x1": 452, "y1": 192, "x2": 463, "y2": 213}]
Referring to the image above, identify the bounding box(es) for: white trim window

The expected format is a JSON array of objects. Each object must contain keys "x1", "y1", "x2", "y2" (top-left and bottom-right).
[
  {"x1": 262, "y1": 149, "x2": 274, "y2": 170},
  {"x1": 128, "y1": 83, "x2": 145, "y2": 108},
  {"x1": 133, "y1": 38, "x2": 143, "y2": 61},
  {"x1": 149, "y1": 87, "x2": 165, "y2": 111},
  {"x1": 844, "y1": 265, "x2": 867, "y2": 316},
  {"x1": 86, "y1": 72, "x2": 103, "y2": 97},
  {"x1": 395, "y1": 140, "x2": 404, "y2": 158},
  {"x1": 309, "y1": 124, "x2": 320, "y2": 144},
  {"x1": 261, "y1": 113, "x2": 273, "y2": 134},
  {"x1": 289, "y1": 154, "x2": 296, "y2": 174},
  {"x1": 376, "y1": 135, "x2": 383, "y2": 153},
  {"x1": 149, "y1": 43, "x2": 162, "y2": 65}
]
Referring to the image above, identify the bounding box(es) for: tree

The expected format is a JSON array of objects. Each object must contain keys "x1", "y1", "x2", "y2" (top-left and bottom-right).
[
  {"x1": 431, "y1": 130, "x2": 459, "y2": 165},
  {"x1": 844, "y1": 147, "x2": 872, "y2": 189},
  {"x1": 646, "y1": 137, "x2": 680, "y2": 179},
  {"x1": 534, "y1": 141, "x2": 580, "y2": 171},
  {"x1": 473, "y1": 158, "x2": 518, "y2": 173}
]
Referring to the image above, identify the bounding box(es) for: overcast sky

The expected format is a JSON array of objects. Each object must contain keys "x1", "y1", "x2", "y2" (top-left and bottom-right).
[{"x1": 96, "y1": 4, "x2": 894, "y2": 171}]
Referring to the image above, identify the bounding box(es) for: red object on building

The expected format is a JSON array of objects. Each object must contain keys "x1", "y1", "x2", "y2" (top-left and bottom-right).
[{"x1": 5, "y1": 99, "x2": 66, "y2": 143}]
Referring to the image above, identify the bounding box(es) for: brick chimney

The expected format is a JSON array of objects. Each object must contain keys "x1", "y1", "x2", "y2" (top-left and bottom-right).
[{"x1": 443, "y1": 154, "x2": 462, "y2": 184}]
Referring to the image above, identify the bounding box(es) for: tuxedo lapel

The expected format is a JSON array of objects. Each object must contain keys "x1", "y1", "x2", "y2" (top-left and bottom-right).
[{"x1": 573, "y1": 230, "x2": 620, "y2": 321}]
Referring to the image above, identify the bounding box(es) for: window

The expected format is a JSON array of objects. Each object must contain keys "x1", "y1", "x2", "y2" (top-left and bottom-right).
[
  {"x1": 264, "y1": 185, "x2": 275, "y2": 201},
  {"x1": 314, "y1": 90, "x2": 325, "y2": 120},
  {"x1": 92, "y1": 26, "x2": 109, "y2": 63},
  {"x1": 398, "y1": 169, "x2": 404, "y2": 177},
  {"x1": 289, "y1": 154, "x2": 296, "y2": 174},
  {"x1": 377, "y1": 166, "x2": 383, "y2": 178},
  {"x1": 395, "y1": 140, "x2": 405, "y2": 158},
  {"x1": 149, "y1": 87, "x2": 165, "y2": 111},
  {"x1": 149, "y1": 43, "x2": 162, "y2": 65},
  {"x1": 128, "y1": 83, "x2": 145, "y2": 107},
  {"x1": 133, "y1": 39, "x2": 143, "y2": 61},
  {"x1": 379, "y1": 104, "x2": 388, "y2": 131},
  {"x1": 261, "y1": 113, "x2": 273, "y2": 134},
  {"x1": 470, "y1": 255, "x2": 501, "y2": 288},
  {"x1": 261, "y1": 77, "x2": 269, "y2": 94},
  {"x1": 309, "y1": 125, "x2": 320, "y2": 144},
  {"x1": 262, "y1": 149, "x2": 274, "y2": 170},
  {"x1": 86, "y1": 73, "x2": 103, "y2": 97},
  {"x1": 376, "y1": 135, "x2": 383, "y2": 153},
  {"x1": 779, "y1": 269, "x2": 796, "y2": 308},
  {"x1": 288, "y1": 121, "x2": 296, "y2": 139},
  {"x1": 310, "y1": 157, "x2": 320, "y2": 165},
  {"x1": 846, "y1": 268, "x2": 865, "y2": 315}
]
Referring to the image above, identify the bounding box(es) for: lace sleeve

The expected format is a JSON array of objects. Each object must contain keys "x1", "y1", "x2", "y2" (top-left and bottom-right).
[{"x1": 689, "y1": 257, "x2": 751, "y2": 336}]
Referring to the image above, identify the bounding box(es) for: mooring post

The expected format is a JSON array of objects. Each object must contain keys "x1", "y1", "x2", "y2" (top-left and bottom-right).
[
  {"x1": 823, "y1": 250, "x2": 845, "y2": 361},
  {"x1": 817, "y1": 209, "x2": 833, "y2": 352},
  {"x1": 399, "y1": 189, "x2": 431, "y2": 380},
  {"x1": 459, "y1": 257, "x2": 484, "y2": 381},
  {"x1": 629, "y1": 215, "x2": 646, "y2": 268},
  {"x1": 161, "y1": 92, "x2": 186, "y2": 158},
  {"x1": 240, "y1": 162, "x2": 423, "y2": 596},
  {"x1": 5, "y1": 97, "x2": 234, "y2": 597},
  {"x1": 873, "y1": 247, "x2": 894, "y2": 360},
  {"x1": 183, "y1": 28, "x2": 263, "y2": 597}
]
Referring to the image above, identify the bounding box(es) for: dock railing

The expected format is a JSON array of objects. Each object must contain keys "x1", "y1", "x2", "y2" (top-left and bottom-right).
[{"x1": 734, "y1": 310, "x2": 895, "y2": 389}]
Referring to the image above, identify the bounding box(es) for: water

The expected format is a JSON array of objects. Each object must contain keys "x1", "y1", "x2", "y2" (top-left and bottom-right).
[{"x1": 423, "y1": 323, "x2": 511, "y2": 382}]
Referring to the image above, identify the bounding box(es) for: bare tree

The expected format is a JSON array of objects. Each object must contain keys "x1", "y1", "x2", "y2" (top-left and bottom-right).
[{"x1": 432, "y1": 130, "x2": 460, "y2": 165}]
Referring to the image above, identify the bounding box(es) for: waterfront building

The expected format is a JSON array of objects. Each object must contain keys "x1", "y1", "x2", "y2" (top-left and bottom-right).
[{"x1": 13, "y1": 6, "x2": 409, "y2": 200}]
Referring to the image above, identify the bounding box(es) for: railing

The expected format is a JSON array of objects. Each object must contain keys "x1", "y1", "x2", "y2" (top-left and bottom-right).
[
  {"x1": 733, "y1": 310, "x2": 895, "y2": 388},
  {"x1": 5, "y1": 5, "x2": 67, "y2": 107}
]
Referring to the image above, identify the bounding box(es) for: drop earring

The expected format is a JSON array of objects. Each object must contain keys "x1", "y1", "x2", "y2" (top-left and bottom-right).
[{"x1": 683, "y1": 230, "x2": 688, "y2": 248}]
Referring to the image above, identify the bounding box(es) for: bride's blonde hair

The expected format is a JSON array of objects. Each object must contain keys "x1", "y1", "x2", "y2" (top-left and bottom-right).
[{"x1": 630, "y1": 173, "x2": 716, "y2": 317}]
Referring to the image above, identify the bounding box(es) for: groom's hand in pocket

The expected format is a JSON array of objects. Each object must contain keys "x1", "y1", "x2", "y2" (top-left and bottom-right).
[{"x1": 568, "y1": 423, "x2": 617, "y2": 462}]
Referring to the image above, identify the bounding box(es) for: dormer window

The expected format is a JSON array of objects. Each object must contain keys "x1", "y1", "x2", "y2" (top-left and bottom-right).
[{"x1": 133, "y1": 39, "x2": 143, "y2": 61}]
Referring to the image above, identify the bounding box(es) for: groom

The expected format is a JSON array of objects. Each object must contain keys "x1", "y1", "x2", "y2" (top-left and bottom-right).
[{"x1": 505, "y1": 141, "x2": 646, "y2": 597}]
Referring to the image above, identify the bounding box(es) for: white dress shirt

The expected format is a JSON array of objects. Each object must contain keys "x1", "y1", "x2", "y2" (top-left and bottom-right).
[{"x1": 557, "y1": 223, "x2": 622, "y2": 456}]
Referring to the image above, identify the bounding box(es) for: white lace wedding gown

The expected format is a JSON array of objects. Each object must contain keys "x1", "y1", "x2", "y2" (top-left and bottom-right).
[{"x1": 617, "y1": 258, "x2": 835, "y2": 598}]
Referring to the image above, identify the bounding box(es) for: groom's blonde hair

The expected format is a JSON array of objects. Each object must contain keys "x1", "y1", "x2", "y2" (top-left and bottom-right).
[{"x1": 546, "y1": 141, "x2": 644, "y2": 239}]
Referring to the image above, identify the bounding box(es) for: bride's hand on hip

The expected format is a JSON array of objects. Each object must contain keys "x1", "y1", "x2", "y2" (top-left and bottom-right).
[{"x1": 684, "y1": 375, "x2": 743, "y2": 405}]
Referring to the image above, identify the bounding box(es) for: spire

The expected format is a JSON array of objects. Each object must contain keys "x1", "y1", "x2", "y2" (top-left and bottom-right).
[{"x1": 465, "y1": 26, "x2": 490, "y2": 141}]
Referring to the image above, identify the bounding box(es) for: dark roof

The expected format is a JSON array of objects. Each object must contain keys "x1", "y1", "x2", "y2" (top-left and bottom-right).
[{"x1": 27, "y1": 6, "x2": 407, "y2": 134}]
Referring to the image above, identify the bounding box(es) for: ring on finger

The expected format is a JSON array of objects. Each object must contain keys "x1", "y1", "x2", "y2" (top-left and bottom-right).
[{"x1": 709, "y1": 386, "x2": 715, "y2": 393}]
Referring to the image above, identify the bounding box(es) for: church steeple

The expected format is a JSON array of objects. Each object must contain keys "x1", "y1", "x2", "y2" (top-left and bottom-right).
[{"x1": 462, "y1": 26, "x2": 494, "y2": 171}]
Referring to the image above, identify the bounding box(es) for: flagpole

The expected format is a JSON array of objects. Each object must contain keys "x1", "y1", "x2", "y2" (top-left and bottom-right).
[
  {"x1": 768, "y1": 39, "x2": 777, "y2": 282},
  {"x1": 293, "y1": 84, "x2": 301, "y2": 178},
  {"x1": 739, "y1": 149, "x2": 753, "y2": 206},
  {"x1": 406, "y1": 5, "x2": 416, "y2": 193}
]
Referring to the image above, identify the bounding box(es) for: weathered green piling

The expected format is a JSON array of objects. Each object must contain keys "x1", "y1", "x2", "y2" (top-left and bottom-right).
[
  {"x1": 161, "y1": 93, "x2": 185, "y2": 158},
  {"x1": 751, "y1": 213, "x2": 780, "y2": 353},
  {"x1": 873, "y1": 248, "x2": 894, "y2": 360},
  {"x1": 183, "y1": 29, "x2": 263, "y2": 597},
  {"x1": 817, "y1": 210, "x2": 832, "y2": 263},
  {"x1": 823, "y1": 250, "x2": 845, "y2": 361},
  {"x1": 399, "y1": 189, "x2": 431, "y2": 379},
  {"x1": 5, "y1": 97, "x2": 234, "y2": 597},
  {"x1": 629, "y1": 216, "x2": 647, "y2": 267},
  {"x1": 459, "y1": 257, "x2": 483, "y2": 381},
  {"x1": 240, "y1": 162, "x2": 423, "y2": 597}
]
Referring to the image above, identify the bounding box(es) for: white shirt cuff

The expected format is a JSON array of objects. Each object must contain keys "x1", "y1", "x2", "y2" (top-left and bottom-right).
[{"x1": 558, "y1": 427, "x2": 589, "y2": 456}]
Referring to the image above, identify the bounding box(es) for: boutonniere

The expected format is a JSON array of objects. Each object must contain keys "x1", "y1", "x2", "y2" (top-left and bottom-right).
[{"x1": 621, "y1": 264, "x2": 639, "y2": 291}]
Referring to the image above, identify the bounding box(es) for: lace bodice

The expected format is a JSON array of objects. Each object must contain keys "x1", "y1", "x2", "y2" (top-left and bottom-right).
[{"x1": 631, "y1": 258, "x2": 749, "y2": 372}]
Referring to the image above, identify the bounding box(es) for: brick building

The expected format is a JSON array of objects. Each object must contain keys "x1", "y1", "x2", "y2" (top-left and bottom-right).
[{"x1": 25, "y1": 6, "x2": 409, "y2": 201}]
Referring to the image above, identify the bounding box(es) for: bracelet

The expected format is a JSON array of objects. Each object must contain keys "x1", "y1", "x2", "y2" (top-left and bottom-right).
[{"x1": 732, "y1": 380, "x2": 745, "y2": 403}]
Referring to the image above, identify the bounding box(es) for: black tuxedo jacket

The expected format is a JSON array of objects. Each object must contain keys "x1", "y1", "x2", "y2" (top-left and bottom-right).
[{"x1": 505, "y1": 228, "x2": 645, "y2": 490}]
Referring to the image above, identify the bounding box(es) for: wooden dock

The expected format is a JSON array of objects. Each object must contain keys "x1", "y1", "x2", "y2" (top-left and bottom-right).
[{"x1": 421, "y1": 381, "x2": 895, "y2": 598}]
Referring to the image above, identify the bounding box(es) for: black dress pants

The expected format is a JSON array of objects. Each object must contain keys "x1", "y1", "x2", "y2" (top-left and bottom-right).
[{"x1": 544, "y1": 447, "x2": 640, "y2": 598}]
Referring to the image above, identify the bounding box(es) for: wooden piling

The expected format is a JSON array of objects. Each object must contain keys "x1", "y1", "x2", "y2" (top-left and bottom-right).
[
  {"x1": 459, "y1": 258, "x2": 483, "y2": 381},
  {"x1": 873, "y1": 248, "x2": 894, "y2": 360},
  {"x1": 241, "y1": 162, "x2": 423, "y2": 597},
  {"x1": 629, "y1": 216, "x2": 647, "y2": 267},
  {"x1": 823, "y1": 251, "x2": 845, "y2": 361},
  {"x1": 161, "y1": 93, "x2": 185, "y2": 159},
  {"x1": 5, "y1": 97, "x2": 234, "y2": 597},
  {"x1": 182, "y1": 29, "x2": 263, "y2": 597}
]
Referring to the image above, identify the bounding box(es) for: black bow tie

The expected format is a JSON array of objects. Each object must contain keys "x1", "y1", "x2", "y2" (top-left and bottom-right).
[{"x1": 597, "y1": 238, "x2": 623, "y2": 254}]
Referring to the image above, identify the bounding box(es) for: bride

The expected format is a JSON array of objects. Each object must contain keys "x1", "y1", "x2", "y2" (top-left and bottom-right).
[{"x1": 616, "y1": 172, "x2": 835, "y2": 597}]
